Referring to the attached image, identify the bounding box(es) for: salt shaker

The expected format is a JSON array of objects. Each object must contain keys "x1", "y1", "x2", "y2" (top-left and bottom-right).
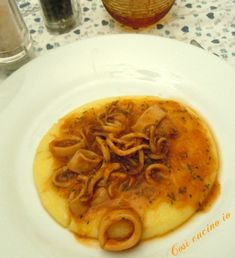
[
  {"x1": 39, "y1": 0, "x2": 81, "y2": 34},
  {"x1": 0, "y1": 0, "x2": 33, "y2": 71}
]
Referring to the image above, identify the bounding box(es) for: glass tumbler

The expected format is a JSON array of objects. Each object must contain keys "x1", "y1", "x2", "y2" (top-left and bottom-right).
[
  {"x1": 0, "y1": 0, "x2": 33, "y2": 71},
  {"x1": 101, "y1": 0, "x2": 175, "y2": 28},
  {"x1": 39, "y1": 0, "x2": 81, "y2": 34}
]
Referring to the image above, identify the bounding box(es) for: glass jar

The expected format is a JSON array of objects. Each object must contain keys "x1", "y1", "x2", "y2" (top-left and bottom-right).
[
  {"x1": 39, "y1": 0, "x2": 81, "y2": 34},
  {"x1": 0, "y1": 0, "x2": 33, "y2": 71},
  {"x1": 101, "y1": 0, "x2": 175, "y2": 28}
]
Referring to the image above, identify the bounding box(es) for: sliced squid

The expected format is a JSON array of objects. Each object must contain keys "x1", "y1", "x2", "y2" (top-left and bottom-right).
[
  {"x1": 92, "y1": 187, "x2": 109, "y2": 206},
  {"x1": 79, "y1": 163, "x2": 121, "y2": 202},
  {"x1": 69, "y1": 178, "x2": 87, "y2": 200},
  {"x1": 107, "y1": 172, "x2": 128, "y2": 198},
  {"x1": 108, "y1": 132, "x2": 149, "y2": 146},
  {"x1": 49, "y1": 137, "x2": 85, "y2": 157},
  {"x1": 145, "y1": 164, "x2": 169, "y2": 185},
  {"x1": 132, "y1": 105, "x2": 166, "y2": 132},
  {"x1": 108, "y1": 134, "x2": 128, "y2": 144},
  {"x1": 69, "y1": 179, "x2": 89, "y2": 217},
  {"x1": 148, "y1": 153, "x2": 165, "y2": 160},
  {"x1": 69, "y1": 195, "x2": 89, "y2": 217},
  {"x1": 98, "y1": 209, "x2": 142, "y2": 251},
  {"x1": 128, "y1": 150, "x2": 145, "y2": 175},
  {"x1": 157, "y1": 137, "x2": 168, "y2": 153},
  {"x1": 67, "y1": 149, "x2": 102, "y2": 173},
  {"x1": 120, "y1": 132, "x2": 149, "y2": 141},
  {"x1": 52, "y1": 166, "x2": 77, "y2": 188},
  {"x1": 149, "y1": 125, "x2": 157, "y2": 153},
  {"x1": 102, "y1": 121, "x2": 124, "y2": 134},
  {"x1": 101, "y1": 112, "x2": 127, "y2": 134},
  {"x1": 106, "y1": 138, "x2": 149, "y2": 157},
  {"x1": 96, "y1": 136, "x2": 111, "y2": 162},
  {"x1": 102, "y1": 163, "x2": 121, "y2": 183}
]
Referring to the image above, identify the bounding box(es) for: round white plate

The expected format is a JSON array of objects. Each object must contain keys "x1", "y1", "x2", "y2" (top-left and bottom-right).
[{"x1": 0, "y1": 35, "x2": 234, "y2": 258}]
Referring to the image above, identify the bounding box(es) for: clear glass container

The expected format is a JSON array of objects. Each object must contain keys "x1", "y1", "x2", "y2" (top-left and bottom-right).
[
  {"x1": 0, "y1": 0, "x2": 33, "y2": 71},
  {"x1": 101, "y1": 0, "x2": 175, "y2": 28},
  {"x1": 39, "y1": 0, "x2": 81, "y2": 34}
]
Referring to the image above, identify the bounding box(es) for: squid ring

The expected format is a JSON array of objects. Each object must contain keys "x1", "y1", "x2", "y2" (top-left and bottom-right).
[
  {"x1": 98, "y1": 209, "x2": 142, "y2": 251},
  {"x1": 145, "y1": 164, "x2": 168, "y2": 184}
]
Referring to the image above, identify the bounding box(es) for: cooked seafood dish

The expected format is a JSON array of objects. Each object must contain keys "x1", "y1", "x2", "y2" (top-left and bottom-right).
[{"x1": 34, "y1": 96, "x2": 219, "y2": 251}]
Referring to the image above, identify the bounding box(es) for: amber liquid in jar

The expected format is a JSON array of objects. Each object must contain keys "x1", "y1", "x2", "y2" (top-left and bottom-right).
[{"x1": 102, "y1": 0, "x2": 175, "y2": 28}]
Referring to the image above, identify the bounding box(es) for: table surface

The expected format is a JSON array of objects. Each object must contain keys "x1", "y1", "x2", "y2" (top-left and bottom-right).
[{"x1": 0, "y1": 0, "x2": 235, "y2": 83}]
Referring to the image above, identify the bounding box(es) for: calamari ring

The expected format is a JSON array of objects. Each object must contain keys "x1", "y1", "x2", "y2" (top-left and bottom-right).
[
  {"x1": 98, "y1": 209, "x2": 142, "y2": 251},
  {"x1": 49, "y1": 137, "x2": 85, "y2": 157},
  {"x1": 145, "y1": 163, "x2": 169, "y2": 185}
]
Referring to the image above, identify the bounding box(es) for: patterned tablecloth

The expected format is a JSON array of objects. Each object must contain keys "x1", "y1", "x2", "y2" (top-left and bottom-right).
[
  {"x1": 16, "y1": 0, "x2": 235, "y2": 67},
  {"x1": 0, "y1": 0, "x2": 234, "y2": 85}
]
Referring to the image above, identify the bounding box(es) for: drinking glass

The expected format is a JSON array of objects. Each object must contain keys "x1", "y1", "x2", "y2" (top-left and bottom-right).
[
  {"x1": 101, "y1": 0, "x2": 175, "y2": 28},
  {"x1": 0, "y1": 0, "x2": 33, "y2": 71}
]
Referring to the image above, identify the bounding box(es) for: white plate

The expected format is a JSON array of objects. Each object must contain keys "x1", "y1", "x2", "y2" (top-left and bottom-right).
[{"x1": 0, "y1": 35, "x2": 234, "y2": 258}]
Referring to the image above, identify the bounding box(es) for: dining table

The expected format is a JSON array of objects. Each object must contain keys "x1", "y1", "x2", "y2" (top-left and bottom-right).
[
  {"x1": 0, "y1": 1, "x2": 235, "y2": 258},
  {"x1": 0, "y1": 0, "x2": 235, "y2": 85}
]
